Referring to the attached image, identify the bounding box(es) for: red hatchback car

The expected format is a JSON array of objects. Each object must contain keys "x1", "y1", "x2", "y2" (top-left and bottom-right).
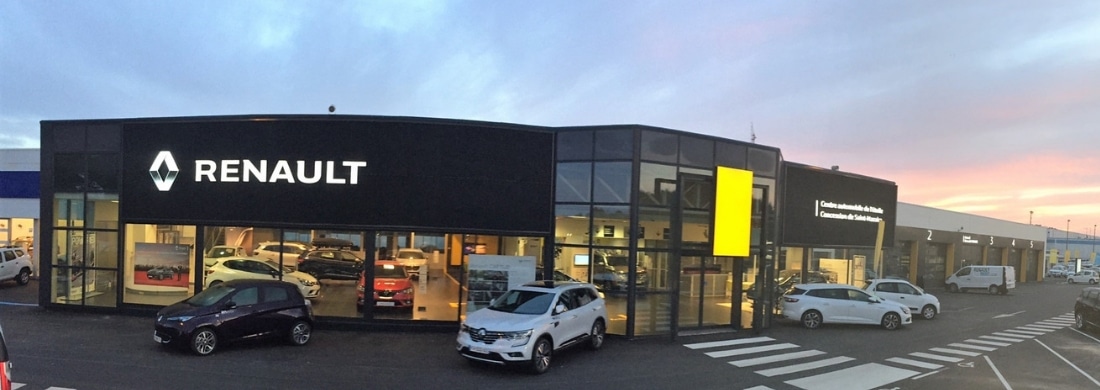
[{"x1": 357, "y1": 261, "x2": 415, "y2": 310}]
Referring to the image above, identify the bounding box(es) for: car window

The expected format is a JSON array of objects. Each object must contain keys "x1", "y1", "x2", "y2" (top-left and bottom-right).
[
  {"x1": 375, "y1": 264, "x2": 408, "y2": 278},
  {"x1": 339, "y1": 252, "x2": 359, "y2": 262},
  {"x1": 896, "y1": 283, "x2": 918, "y2": 295},
  {"x1": 263, "y1": 286, "x2": 290, "y2": 303},
  {"x1": 223, "y1": 260, "x2": 244, "y2": 271},
  {"x1": 319, "y1": 251, "x2": 336, "y2": 260},
  {"x1": 231, "y1": 287, "x2": 260, "y2": 306},
  {"x1": 875, "y1": 283, "x2": 898, "y2": 293},
  {"x1": 808, "y1": 289, "x2": 842, "y2": 300},
  {"x1": 846, "y1": 289, "x2": 875, "y2": 302},
  {"x1": 1, "y1": 251, "x2": 12, "y2": 261},
  {"x1": 488, "y1": 290, "x2": 554, "y2": 314},
  {"x1": 573, "y1": 288, "x2": 594, "y2": 307}
]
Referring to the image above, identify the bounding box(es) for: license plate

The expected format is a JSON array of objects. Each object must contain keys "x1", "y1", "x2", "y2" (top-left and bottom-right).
[
  {"x1": 153, "y1": 332, "x2": 163, "y2": 343},
  {"x1": 471, "y1": 346, "x2": 489, "y2": 354},
  {"x1": 376, "y1": 302, "x2": 395, "y2": 307}
]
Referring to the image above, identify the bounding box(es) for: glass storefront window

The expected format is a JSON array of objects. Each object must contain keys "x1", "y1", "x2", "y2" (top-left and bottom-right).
[
  {"x1": 679, "y1": 136, "x2": 714, "y2": 168},
  {"x1": 557, "y1": 130, "x2": 593, "y2": 161},
  {"x1": 86, "y1": 153, "x2": 120, "y2": 193},
  {"x1": 594, "y1": 129, "x2": 633, "y2": 160},
  {"x1": 85, "y1": 194, "x2": 119, "y2": 230},
  {"x1": 54, "y1": 196, "x2": 84, "y2": 228},
  {"x1": 747, "y1": 148, "x2": 778, "y2": 178},
  {"x1": 556, "y1": 162, "x2": 592, "y2": 203},
  {"x1": 53, "y1": 154, "x2": 85, "y2": 193},
  {"x1": 632, "y1": 250, "x2": 671, "y2": 336},
  {"x1": 640, "y1": 130, "x2": 677, "y2": 164},
  {"x1": 592, "y1": 205, "x2": 630, "y2": 248},
  {"x1": 593, "y1": 162, "x2": 632, "y2": 203},
  {"x1": 637, "y1": 206, "x2": 670, "y2": 250},
  {"x1": 716, "y1": 142, "x2": 748, "y2": 169},
  {"x1": 639, "y1": 163, "x2": 676, "y2": 207},
  {"x1": 123, "y1": 224, "x2": 197, "y2": 306},
  {"x1": 555, "y1": 204, "x2": 591, "y2": 246}
]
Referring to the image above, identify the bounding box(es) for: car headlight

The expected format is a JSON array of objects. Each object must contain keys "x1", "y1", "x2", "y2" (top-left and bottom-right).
[
  {"x1": 502, "y1": 329, "x2": 533, "y2": 347},
  {"x1": 298, "y1": 278, "x2": 314, "y2": 286},
  {"x1": 401, "y1": 287, "x2": 414, "y2": 295},
  {"x1": 614, "y1": 273, "x2": 628, "y2": 282},
  {"x1": 166, "y1": 315, "x2": 194, "y2": 322}
]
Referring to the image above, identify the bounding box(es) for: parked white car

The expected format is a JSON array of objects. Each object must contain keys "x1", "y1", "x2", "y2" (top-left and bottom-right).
[
  {"x1": 393, "y1": 248, "x2": 428, "y2": 278},
  {"x1": 457, "y1": 281, "x2": 607, "y2": 374},
  {"x1": 1068, "y1": 270, "x2": 1099, "y2": 284},
  {"x1": 778, "y1": 283, "x2": 912, "y2": 330},
  {"x1": 1047, "y1": 265, "x2": 1068, "y2": 278},
  {"x1": 203, "y1": 257, "x2": 320, "y2": 299},
  {"x1": 0, "y1": 247, "x2": 34, "y2": 286},
  {"x1": 864, "y1": 278, "x2": 940, "y2": 320}
]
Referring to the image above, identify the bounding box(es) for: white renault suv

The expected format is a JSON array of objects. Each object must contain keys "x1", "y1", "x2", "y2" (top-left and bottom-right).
[
  {"x1": 0, "y1": 247, "x2": 34, "y2": 286},
  {"x1": 457, "y1": 281, "x2": 607, "y2": 374}
]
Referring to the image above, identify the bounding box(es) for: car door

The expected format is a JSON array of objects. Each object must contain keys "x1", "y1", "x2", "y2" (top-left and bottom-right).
[
  {"x1": 0, "y1": 250, "x2": 14, "y2": 280},
  {"x1": 551, "y1": 289, "x2": 584, "y2": 347},
  {"x1": 253, "y1": 285, "x2": 296, "y2": 337},
  {"x1": 1086, "y1": 290, "x2": 1100, "y2": 327},
  {"x1": 845, "y1": 288, "x2": 883, "y2": 324},
  {"x1": 873, "y1": 282, "x2": 915, "y2": 310},
  {"x1": 813, "y1": 288, "x2": 853, "y2": 323},
  {"x1": 335, "y1": 251, "x2": 363, "y2": 279},
  {"x1": 215, "y1": 286, "x2": 262, "y2": 342}
]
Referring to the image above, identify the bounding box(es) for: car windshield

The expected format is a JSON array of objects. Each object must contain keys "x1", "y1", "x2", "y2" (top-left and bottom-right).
[
  {"x1": 488, "y1": 290, "x2": 554, "y2": 315},
  {"x1": 397, "y1": 250, "x2": 426, "y2": 259},
  {"x1": 209, "y1": 248, "x2": 237, "y2": 257},
  {"x1": 375, "y1": 264, "x2": 408, "y2": 278},
  {"x1": 605, "y1": 256, "x2": 630, "y2": 267},
  {"x1": 185, "y1": 284, "x2": 236, "y2": 307}
]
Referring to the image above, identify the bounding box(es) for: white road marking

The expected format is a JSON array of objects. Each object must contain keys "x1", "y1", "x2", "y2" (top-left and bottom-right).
[
  {"x1": 948, "y1": 342, "x2": 998, "y2": 352},
  {"x1": 909, "y1": 352, "x2": 963, "y2": 362},
  {"x1": 1020, "y1": 324, "x2": 1061, "y2": 331},
  {"x1": 992, "y1": 332, "x2": 1033, "y2": 339},
  {"x1": 964, "y1": 338, "x2": 1011, "y2": 347},
  {"x1": 784, "y1": 363, "x2": 918, "y2": 390},
  {"x1": 706, "y1": 343, "x2": 799, "y2": 358},
  {"x1": 983, "y1": 334, "x2": 1027, "y2": 342},
  {"x1": 929, "y1": 347, "x2": 982, "y2": 357},
  {"x1": 886, "y1": 357, "x2": 944, "y2": 370},
  {"x1": 1014, "y1": 326, "x2": 1053, "y2": 333},
  {"x1": 755, "y1": 356, "x2": 855, "y2": 377},
  {"x1": 684, "y1": 336, "x2": 774, "y2": 349},
  {"x1": 1002, "y1": 329, "x2": 1044, "y2": 336},
  {"x1": 743, "y1": 386, "x2": 773, "y2": 390},
  {"x1": 1034, "y1": 339, "x2": 1100, "y2": 387},
  {"x1": 729, "y1": 350, "x2": 827, "y2": 367},
  {"x1": 983, "y1": 355, "x2": 1013, "y2": 390}
]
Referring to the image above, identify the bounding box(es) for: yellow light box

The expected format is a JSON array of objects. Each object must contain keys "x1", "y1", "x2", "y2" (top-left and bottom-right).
[{"x1": 713, "y1": 166, "x2": 752, "y2": 257}]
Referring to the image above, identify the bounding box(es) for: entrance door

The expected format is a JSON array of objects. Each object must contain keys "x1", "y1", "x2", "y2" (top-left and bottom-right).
[{"x1": 677, "y1": 252, "x2": 734, "y2": 329}]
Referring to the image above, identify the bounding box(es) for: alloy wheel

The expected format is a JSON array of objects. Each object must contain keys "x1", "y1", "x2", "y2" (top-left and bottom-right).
[
  {"x1": 289, "y1": 321, "x2": 312, "y2": 345},
  {"x1": 191, "y1": 328, "x2": 217, "y2": 356},
  {"x1": 530, "y1": 338, "x2": 552, "y2": 374},
  {"x1": 882, "y1": 313, "x2": 901, "y2": 330},
  {"x1": 921, "y1": 305, "x2": 936, "y2": 320},
  {"x1": 588, "y1": 321, "x2": 605, "y2": 350},
  {"x1": 801, "y1": 310, "x2": 822, "y2": 329}
]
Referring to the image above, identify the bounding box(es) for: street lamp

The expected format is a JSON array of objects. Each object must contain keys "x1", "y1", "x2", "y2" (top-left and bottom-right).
[
  {"x1": 1029, "y1": 211, "x2": 1033, "y2": 225},
  {"x1": 1066, "y1": 219, "x2": 1071, "y2": 263}
]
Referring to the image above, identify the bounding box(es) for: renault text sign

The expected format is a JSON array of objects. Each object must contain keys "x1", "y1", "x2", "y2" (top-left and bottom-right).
[{"x1": 121, "y1": 118, "x2": 554, "y2": 232}]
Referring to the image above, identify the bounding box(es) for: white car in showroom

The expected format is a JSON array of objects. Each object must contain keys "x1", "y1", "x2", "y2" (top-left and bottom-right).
[
  {"x1": 253, "y1": 241, "x2": 309, "y2": 271},
  {"x1": 204, "y1": 257, "x2": 321, "y2": 299},
  {"x1": 863, "y1": 278, "x2": 940, "y2": 320},
  {"x1": 394, "y1": 248, "x2": 428, "y2": 279},
  {"x1": 457, "y1": 281, "x2": 607, "y2": 374},
  {"x1": 778, "y1": 283, "x2": 912, "y2": 330}
]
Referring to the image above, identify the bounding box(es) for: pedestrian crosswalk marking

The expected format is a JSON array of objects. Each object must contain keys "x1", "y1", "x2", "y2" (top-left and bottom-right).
[
  {"x1": 948, "y1": 342, "x2": 998, "y2": 352},
  {"x1": 886, "y1": 357, "x2": 944, "y2": 370},
  {"x1": 684, "y1": 336, "x2": 773, "y2": 349},
  {"x1": 755, "y1": 356, "x2": 855, "y2": 377},
  {"x1": 964, "y1": 338, "x2": 1011, "y2": 347},
  {"x1": 992, "y1": 331, "x2": 1032, "y2": 339},
  {"x1": 909, "y1": 352, "x2": 962, "y2": 362},
  {"x1": 1001, "y1": 329, "x2": 1042, "y2": 336},
  {"x1": 784, "y1": 363, "x2": 918, "y2": 390},
  {"x1": 705, "y1": 343, "x2": 799, "y2": 358},
  {"x1": 1015, "y1": 326, "x2": 1055, "y2": 333},
  {"x1": 929, "y1": 347, "x2": 982, "y2": 357},
  {"x1": 981, "y1": 335, "x2": 1026, "y2": 342},
  {"x1": 1024, "y1": 324, "x2": 1063, "y2": 331},
  {"x1": 729, "y1": 349, "x2": 826, "y2": 367}
]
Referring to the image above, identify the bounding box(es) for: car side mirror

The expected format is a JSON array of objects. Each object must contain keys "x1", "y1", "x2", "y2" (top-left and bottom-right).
[
  {"x1": 222, "y1": 301, "x2": 237, "y2": 310},
  {"x1": 554, "y1": 304, "x2": 567, "y2": 314}
]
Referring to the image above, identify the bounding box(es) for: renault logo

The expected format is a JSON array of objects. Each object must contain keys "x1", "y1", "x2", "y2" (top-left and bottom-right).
[{"x1": 149, "y1": 151, "x2": 180, "y2": 191}]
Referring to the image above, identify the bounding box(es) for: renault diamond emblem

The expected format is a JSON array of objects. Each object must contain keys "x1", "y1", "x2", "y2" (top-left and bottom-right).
[
  {"x1": 477, "y1": 328, "x2": 486, "y2": 337},
  {"x1": 149, "y1": 151, "x2": 180, "y2": 191}
]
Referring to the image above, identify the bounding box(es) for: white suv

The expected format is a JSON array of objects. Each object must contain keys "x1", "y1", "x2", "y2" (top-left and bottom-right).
[
  {"x1": 457, "y1": 281, "x2": 607, "y2": 374},
  {"x1": 253, "y1": 242, "x2": 308, "y2": 271},
  {"x1": 0, "y1": 247, "x2": 34, "y2": 286}
]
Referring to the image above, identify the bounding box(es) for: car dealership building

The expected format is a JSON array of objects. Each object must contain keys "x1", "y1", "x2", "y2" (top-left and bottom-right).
[{"x1": 29, "y1": 115, "x2": 1043, "y2": 338}]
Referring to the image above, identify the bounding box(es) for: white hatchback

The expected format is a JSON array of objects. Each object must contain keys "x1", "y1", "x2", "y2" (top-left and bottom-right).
[
  {"x1": 1068, "y1": 270, "x2": 1099, "y2": 284},
  {"x1": 778, "y1": 283, "x2": 912, "y2": 330},
  {"x1": 864, "y1": 278, "x2": 941, "y2": 320},
  {"x1": 203, "y1": 257, "x2": 321, "y2": 299},
  {"x1": 456, "y1": 281, "x2": 607, "y2": 374}
]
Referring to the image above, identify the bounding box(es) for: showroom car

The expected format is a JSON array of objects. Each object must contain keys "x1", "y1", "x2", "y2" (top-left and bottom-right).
[
  {"x1": 204, "y1": 257, "x2": 321, "y2": 299},
  {"x1": 590, "y1": 253, "x2": 647, "y2": 293},
  {"x1": 357, "y1": 261, "x2": 415, "y2": 310},
  {"x1": 393, "y1": 248, "x2": 428, "y2": 279},
  {"x1": 778, "y1": 283, "x2": 912, "y2": 330},
  {"x1": 457, "y1": 281, "x2": 607, "y2": 374},
  {"x1": 154, "y1": 279, "x2": 314, "y2": 356},
  {"x1": 0, "y1": 246, "x2": 34, "y2": 286},
  {"x1": 746, "y1": 269, "x2": 829, "y2": 301},
  {"x1": 204, "y1": 245, "x2": 245, "y2": 266},
  {"x1": 1074, "y1": 287, "x2": 1100, "y2": 332},
  {"x1": 297, "y1": 249, "x2": 363, "y2": 280},
  {"x1": 1068, "y1": 269, "x2": 1099, "y2": 284},
  {"x1": 863, "y1": 278, "x2": 940, "y2": 320},
  {"x1": 253, "y1": 241, "x2": 309, "y2": 271}
]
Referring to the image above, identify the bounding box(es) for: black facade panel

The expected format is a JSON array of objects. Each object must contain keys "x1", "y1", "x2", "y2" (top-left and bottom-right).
[
  {"x1": 780, "y1": 163, "x2": 897, "y2": 247},
  {"x1": 120, "y1": 118, "x2": 554, "y2": 233}
]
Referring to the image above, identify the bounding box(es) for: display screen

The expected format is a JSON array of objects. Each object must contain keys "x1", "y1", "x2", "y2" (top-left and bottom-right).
[
  {"x1": 573, "y1": 254, "x2": 590, "y2": 266},
  {"x1": 780, "y1": 163, "x2": 897, "y2": 247},
  {"x1": 121, "y1": 117, "x2": 554, "y2": 233}
]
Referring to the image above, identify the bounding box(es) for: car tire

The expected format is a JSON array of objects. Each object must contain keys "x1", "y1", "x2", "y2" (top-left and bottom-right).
[
  {"x1": 288, "y1": 320, "x2": 312, "y2": 346},
  {"x1": 920, "y1": 305, "x2": 937, "y2": 320},
  {"x1": 881, "y1": 312, "x2": 902, "y2": 330},
  {"x1": 529, "y1": 337, "x2": 553, "y2": 374},
  {"x1": 16, "y1": 269, "x2": 31, "y2": 286},
  {"x1": 587, "y1": 320, "x2": 606, "y2": 351},
  {"x1": 1075, "y1": 312, "x2": 1088, "y2": 330},
  {"x1": 988, "y1": 285, "x2": 998, "y2": 294},
  {"x1": 209, "y1": 280, "x2": 223, "y2": 287},
  {"x1": 1069, "y1": 278, "x2": 1076, "y2": 284},
  {"x1": 948, "y1": 284, "x2": 959, "y2": 293},
  {"x1": 800, "y1": 310, "x2": 823, "y2": 329},
  {"x1": 190, "y1": 327, "x2": 218, "y2": 356}
]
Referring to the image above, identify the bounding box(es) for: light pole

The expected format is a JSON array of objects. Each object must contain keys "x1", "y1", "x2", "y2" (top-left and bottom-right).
[
  {"x1": 1029, "y1": 211, "x2": 1033, "y2": 225},
  {"x1": 1066, "y1": 219, "x2": 1071, "y2": 263}
]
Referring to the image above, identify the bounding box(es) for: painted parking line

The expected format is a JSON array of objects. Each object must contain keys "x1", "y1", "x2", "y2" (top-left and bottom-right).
[{"x1": 784, "y1": 363, "x2": 918, "y2": 390}]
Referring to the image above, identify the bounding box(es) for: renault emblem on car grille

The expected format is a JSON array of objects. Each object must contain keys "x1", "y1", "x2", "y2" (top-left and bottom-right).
[
  {"x1": 477, "y1": 328, "x2": 486, "y2": 337},
  {"x1": 149, "y1": 151, "x2": 180, "y2": 192}
]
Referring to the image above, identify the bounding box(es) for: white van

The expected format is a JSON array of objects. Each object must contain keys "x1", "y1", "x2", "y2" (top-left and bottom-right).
[{"x1": 946, "y1": 265, "x2": 1015, "y2": 295}]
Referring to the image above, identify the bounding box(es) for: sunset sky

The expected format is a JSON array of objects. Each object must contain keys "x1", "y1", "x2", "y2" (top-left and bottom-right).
[{"x1": 2, "y1": 1, "x2": 1098, "y2": 234}]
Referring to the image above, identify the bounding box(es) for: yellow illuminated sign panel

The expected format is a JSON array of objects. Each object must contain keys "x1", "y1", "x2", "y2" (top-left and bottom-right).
[{"x1": 713, "y1": 166, "x2": 752, "y2": 257}]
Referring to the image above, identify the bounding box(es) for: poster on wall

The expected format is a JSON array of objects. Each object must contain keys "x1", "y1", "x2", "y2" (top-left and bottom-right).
[
  {"x1": 466, "y1": 255, "x2": 536, "y2": 313},
  {"x1": 134, "y1": 243, "x2": 191, "y2": 287},
  {"x1": 64, "y1": 233, "x2": 97, "y2": 300}
]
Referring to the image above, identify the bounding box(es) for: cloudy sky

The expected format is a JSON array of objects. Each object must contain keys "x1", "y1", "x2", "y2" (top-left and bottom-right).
[{"x1": 2, "y1": 1, "x2": 1099, "y2": 234}]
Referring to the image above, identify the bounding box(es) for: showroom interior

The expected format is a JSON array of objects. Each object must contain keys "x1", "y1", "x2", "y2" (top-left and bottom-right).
[{"x1": 31, "y1": 114, "x2": 1042, "y2": 339}]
